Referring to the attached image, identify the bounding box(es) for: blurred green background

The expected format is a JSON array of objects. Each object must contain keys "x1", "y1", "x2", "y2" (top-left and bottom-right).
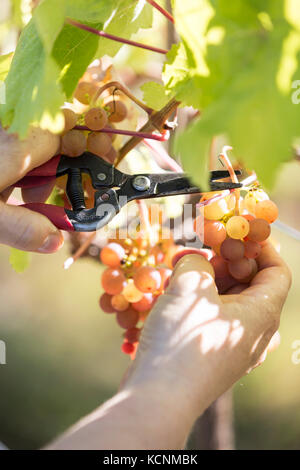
[
  {"x1": 1, "y1": 0, "x2": 300, "y2": 451},
  {"x1": 0, "y1": 162, "x2": 300, "y2": 450}
]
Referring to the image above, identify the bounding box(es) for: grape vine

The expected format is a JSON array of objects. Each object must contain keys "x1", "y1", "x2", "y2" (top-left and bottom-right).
[{"x1": 0, "y1": 1, "x2": 292, "y2": 357}]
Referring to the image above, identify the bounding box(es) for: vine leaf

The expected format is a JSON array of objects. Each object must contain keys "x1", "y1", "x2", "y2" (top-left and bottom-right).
[
  {"x1": 0, "y1": 53, "x2": 13, "y2": 82},
  {"x1": 140, "y1": 81, "x2": 169, "y2": 110},
  {"x1": 9, "y1": 248, "x2": 31, "y2": 273},
  {"x1": 0, "y1": 0, "x2": 153, "y2": 138},
  {"x1": 168, "y1": 0, "x2": 300, "y2": 188}
]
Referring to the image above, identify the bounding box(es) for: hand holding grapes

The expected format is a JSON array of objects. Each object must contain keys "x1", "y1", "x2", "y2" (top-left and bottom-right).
[
  {"x1": 0, "y1": 126, "x2": 64, "y2": 253},
  {"x1": 49, "y1": 243, "x2": 291, "y2": 450},
  {"x1": 123, "y1": 244, "x2": 291, "y2": 419}
]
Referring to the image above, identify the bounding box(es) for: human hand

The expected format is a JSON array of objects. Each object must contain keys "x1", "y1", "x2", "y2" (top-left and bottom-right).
[
  {"x1": 123, "y1": 242, "x2": 291, "y2": 422},
  {"x1": 0, "y1": 126, "x2": 63, "y2": 253}
]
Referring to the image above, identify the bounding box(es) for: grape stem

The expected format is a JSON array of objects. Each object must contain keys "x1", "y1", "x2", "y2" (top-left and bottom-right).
[
  {"x1": 116, "y1": 98, "x2": 180, "y2": 165},
  {"x1": 66, "y1": 18, "x2": 168, "y2": 55},
  {"x1": 74, "y1": 125, "x2": 169, "y2": 142},
  {"x1": 92, "y1": 81, "x2": 154, "y2": 115},
  {"x1": 146, "y1": 0, "x2": 175, "y2": 23},
  {"x1": 219, "y1": 146, "x2": 240, "y2": 215}
]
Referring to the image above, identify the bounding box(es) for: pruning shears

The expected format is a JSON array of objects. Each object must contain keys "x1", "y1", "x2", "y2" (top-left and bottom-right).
[{"x1": 14, "y1": 152, "x2": 242, "y2": 232}]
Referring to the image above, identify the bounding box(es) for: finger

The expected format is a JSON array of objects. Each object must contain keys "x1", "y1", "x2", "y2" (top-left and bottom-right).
[
  {"x1": 0, "y1": 201, "x2": 63, "y2": 252},
  {"x1": 22, "y1": 180, "x2": 55, "y2": 204},
  {"x1": 225, "y1": 283, "x2": 249, "y2": 295},
  {"x1": 247, "y1": 332, "x2": 281, "y2": 373},
  {"x1": 167, "y1": 253, "x2": 219, "y2": 304},
  {"x1": 238, "y1": 242, "x2": 291, "y2": 314},
  {"x1": 171, "y1": 248, "x2": 210, "y2": 267},
  {"x1": 267, "y1": 331, "x2": 281, "y2": 353},
  {"x1": 0, "y1": 127, "x2": 60, "y2": 192}
]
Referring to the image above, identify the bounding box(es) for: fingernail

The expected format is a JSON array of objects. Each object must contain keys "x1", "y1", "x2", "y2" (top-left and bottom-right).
[
  {"x1": 172, "y1": 249, "x2": 208, "y2": 268},
  {"x1": 38, "y1": 233, "x2": 64, "y2": 253}
]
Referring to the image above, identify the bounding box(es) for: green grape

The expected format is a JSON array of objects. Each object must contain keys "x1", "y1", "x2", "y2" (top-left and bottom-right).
[
  {"x1": 85, "y1": 107, "x2": 108, "y2": 131},
  {"x1": 62, "y1": 108, "x2": 78, "y2": 133},
  {"x1": 87, "y1": 132, "x2": 112, "y2": 157},
  {"x1": 61, "y1": 130, "x2": 86, "y2": 157},
  {"x1": 106, "y1": 100, "x2": 128, "y2": 123},
  {"x1": 74, "y1": 81, "x2": 98, "y2": 105},
  {"x1": 226, "y1": 216, "x2": 249, "y2": 239}
]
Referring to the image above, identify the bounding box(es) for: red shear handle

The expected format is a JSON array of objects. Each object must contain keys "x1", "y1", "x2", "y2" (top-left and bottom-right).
[
  {"x1": 22, "y1": 203, "x2": 75, "y2": 232},
  {"x1": 14, "y1": 155, "x2": 61, "y2": 189}
]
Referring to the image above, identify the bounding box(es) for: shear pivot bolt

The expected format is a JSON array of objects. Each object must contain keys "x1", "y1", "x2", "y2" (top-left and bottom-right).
[
  {"x1": 132, "y1": 176, "x2": 151, "y2": 191},
  {"x1": 97, "y1": 173, "x2": 107, "y2": 181}
]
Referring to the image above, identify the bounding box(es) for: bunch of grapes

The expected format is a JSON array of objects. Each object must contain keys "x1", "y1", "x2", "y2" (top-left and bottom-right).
[
  {"x1": 99, "y1": 229, "x2": 184, "y2": 357},
  {"x1": 60, "y1": 80, "x2": 128, "y2": 163},
  {"x1": 194, "y1": 189, "x2": 278, "y2": 293},
  {"x1": 98, "y1": 187, "x2": 279, "y2": 356}
]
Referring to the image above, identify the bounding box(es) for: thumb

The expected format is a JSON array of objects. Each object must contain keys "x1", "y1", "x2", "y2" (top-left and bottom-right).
[
  {"x1": 0, "y1": 126, "x2": 60, "y2": 192},
  {"x1": 167, "y1": 253, "x2": 219, "y2": 303},
  {"x1": 0, "y1": 201, "x2": 63, "y2": 253}
]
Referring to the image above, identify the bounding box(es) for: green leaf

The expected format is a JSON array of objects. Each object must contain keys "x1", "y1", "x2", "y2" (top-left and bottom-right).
[
  {"x1": 163, "y1": 42, "x2": 203, "y2": 109},
  {"x1": 0, "y1": 0, "x2": 153, "y2": 137},
  {"x1": 33, "y1": 0, "x2": 65, "y2": 52},
  {"x1": 0, "y1": 53, "x2": 13, "y2": 82},
  {"x1": 96, "y1": 0, "x2": 153, "y2": 58},
  {"x1": 140, "y1": 81, "x2": 169, "y2": 110},
  {"x1": 9, "y1": 248, "x2": 31, "y2": 273},
  {"x1": 167, "y1": 0, "x2": 300, "y2": 188},
  {"x1": 175, "y1": 116, "x2": 213, "y2": 191},
  {"x1": 0, "y1": 20, "x2": 65, "y2": 137},
  {"x1": 53, "y1": 22, "x2": 101, "y2": 99}
]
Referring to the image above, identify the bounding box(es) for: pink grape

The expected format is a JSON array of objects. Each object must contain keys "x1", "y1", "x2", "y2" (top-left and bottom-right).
[
  {"x1": 195, "y1": 218, "x2": 226, "y2": 247},
  {"x1": 134, "y1": 266, "x2": 161, "y2": 293},
  {"x1": 239, "y1": 259, "x2": 258, "y2": 283},
  {"x1": 100, "y1": 243, "x2": 125, "y2": 267},
  {"x1": 132, "y1": 293, "x2": 154, "y2": 312},
  {"x1": 220, "y1": 238, "x2": 245, "y2": 261},
  {"x1": 99, "y1": 293, "x2": 115, "y2": 313},
  {"x1": 255, "y1": 200, "x2": 278, "y2": 224},
  {"x1": 228, "y1": 257, "x2": 253, "y2": 280},
  {"x1": 111, "y1": 294, "x2": 129, "y2": 312},
  {"x1": 248, "y1": 218, "x2": 271, "y2": 242},
  {"x1": 116, "y1": 308, "x2": 139, "y2": 329},
  {"x1": 124, "y1": 327, "x2": 141, "y2": 343},
  {"x1": 244, "y1": 240, "x2": 261, "y2": 259},
  {"x1": 101, "y1": 268, "x2": 126, "y2": 295},
  {"x1": 122, "y1": 341, "x2": 135, "y2": 355},
  {"x1": 210, "y1": 256, "x2": 229, "y2": 278}
]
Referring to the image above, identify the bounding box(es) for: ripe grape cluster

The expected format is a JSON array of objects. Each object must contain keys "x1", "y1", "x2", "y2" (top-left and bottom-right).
[
  {"x1": 60, "y1": 80, "x2": 128, "y2": 163},
  {"x1": 194, "y1": 189, "x2": 278, "y2": 294},
  {"x1": 98, "y1": 188, "x2": 278, "y2": 356},
  {"x1": 99, "y1": 231, "x2": 182, "y2": 357}
]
